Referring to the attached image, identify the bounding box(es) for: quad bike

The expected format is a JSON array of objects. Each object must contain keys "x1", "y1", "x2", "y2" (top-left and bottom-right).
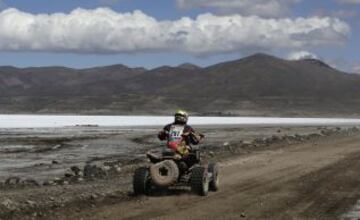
[{"x1": 133, "y1": 148, "x2": 219, "y2": 196}]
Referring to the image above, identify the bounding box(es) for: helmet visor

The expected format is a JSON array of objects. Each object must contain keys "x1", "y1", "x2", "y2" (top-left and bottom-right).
[{"x1": 175, "y1": 114, "x2": 187, "y2": 123}]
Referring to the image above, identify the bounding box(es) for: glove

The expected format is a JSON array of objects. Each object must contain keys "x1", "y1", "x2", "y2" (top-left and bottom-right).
[{"x1": 158, "y1": 131, "x2": 167, "y2": 141}]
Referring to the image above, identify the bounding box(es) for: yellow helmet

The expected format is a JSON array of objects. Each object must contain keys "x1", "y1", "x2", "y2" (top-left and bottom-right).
[{"x1": 174, "y1": 110, "x2": 189, "y2": 124}]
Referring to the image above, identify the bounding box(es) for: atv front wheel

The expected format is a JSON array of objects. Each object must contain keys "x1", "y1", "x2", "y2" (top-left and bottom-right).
[
  {"x1": 208, "y1": 163, "x2": 219, "y2": 191},
  {"x1": 133, "y1": 167, "x2": 151, "y2": 195},
  {"x1": 150, "y1": 160, "x2": 179, "y2": 187},
  {"x1": 190, "y1": 166, "x2": 209, "y2": 196}
]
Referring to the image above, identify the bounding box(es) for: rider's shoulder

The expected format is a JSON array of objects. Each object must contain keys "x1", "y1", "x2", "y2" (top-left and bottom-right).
[
  {"x1": 184, "y1": 124, "x2": 194, "y2": 131},
  {"x1": 164, "y1": 123, "x2": 174, "y2": 130}
]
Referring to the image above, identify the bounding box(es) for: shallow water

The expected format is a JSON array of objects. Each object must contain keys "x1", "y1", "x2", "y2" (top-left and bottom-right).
[
  {"x1": 0, "y1": 126, "x2": 157, "y2": 180},
  {"x1": 1, "y1": 115, "x2": 360, "y2": 182}
]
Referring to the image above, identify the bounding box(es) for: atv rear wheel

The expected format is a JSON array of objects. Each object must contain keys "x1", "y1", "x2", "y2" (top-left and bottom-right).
[
  {"x1": 133, "y1": 167, "x2": 151, "y2": 195},
  {"x1": 190, "y1": 166, "x2": 209, "y2": 196},
  {"x1": 208, "y1": 163, "x2": 219, "y2": 191}
]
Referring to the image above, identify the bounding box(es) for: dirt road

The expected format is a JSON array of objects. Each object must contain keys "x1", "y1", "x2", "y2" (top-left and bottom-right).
[{"x1": 58, "y1": 132, "x2": 360, "y2": 220}]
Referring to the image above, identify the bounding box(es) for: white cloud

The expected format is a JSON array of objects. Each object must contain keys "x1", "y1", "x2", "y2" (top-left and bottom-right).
[
  {"x1": 177, "y1": 0, "x2": 300, "y2": 17},
  {"x1": 0, "y1": 8, "x2": 351, "y2": 55},
  {"x1": 337, "y1": 0, "x2": 360, "y2": 4},
  {"x1": 288, "y1": 51, "x2": 318, "y2": 60}
]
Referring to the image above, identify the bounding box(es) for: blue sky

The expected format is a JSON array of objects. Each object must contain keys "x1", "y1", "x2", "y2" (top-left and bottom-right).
[{"x1": 0, "y1": 0, "x2": 359, "y2": 72}]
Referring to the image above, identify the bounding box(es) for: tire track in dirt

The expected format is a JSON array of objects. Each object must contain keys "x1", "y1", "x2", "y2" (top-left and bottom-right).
[{"x1": 59, "y1": 134, "x2": 360, "y2": 220}]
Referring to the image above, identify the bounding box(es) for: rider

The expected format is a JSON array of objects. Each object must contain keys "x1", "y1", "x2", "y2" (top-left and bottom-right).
[{"x1": 158, "y1": 110, "x2": 204, "y2": 156}]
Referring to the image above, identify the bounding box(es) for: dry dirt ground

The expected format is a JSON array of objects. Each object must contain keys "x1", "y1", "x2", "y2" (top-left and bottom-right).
[{"x1": 51, "y1": 130, "x2": 360, "y2": 220}]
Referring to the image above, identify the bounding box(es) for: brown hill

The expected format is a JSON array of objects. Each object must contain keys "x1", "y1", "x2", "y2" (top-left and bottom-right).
[{"x1": 0, "y1": 53, "x2": 359, "y2": 116}]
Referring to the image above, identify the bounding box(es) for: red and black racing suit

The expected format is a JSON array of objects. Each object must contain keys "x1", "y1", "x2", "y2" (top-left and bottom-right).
[
  {"x1": 158, "y1": 122, "x2": 203, "y2": 170},
  {"x1": 158, "y1": 122, "x2": 202, "y2": 152}
]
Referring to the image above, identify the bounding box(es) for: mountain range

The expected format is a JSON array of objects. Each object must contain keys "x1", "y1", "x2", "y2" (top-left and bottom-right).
[{"x1": 1, "y1": 53, "x2": 359, "y2": 116}]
